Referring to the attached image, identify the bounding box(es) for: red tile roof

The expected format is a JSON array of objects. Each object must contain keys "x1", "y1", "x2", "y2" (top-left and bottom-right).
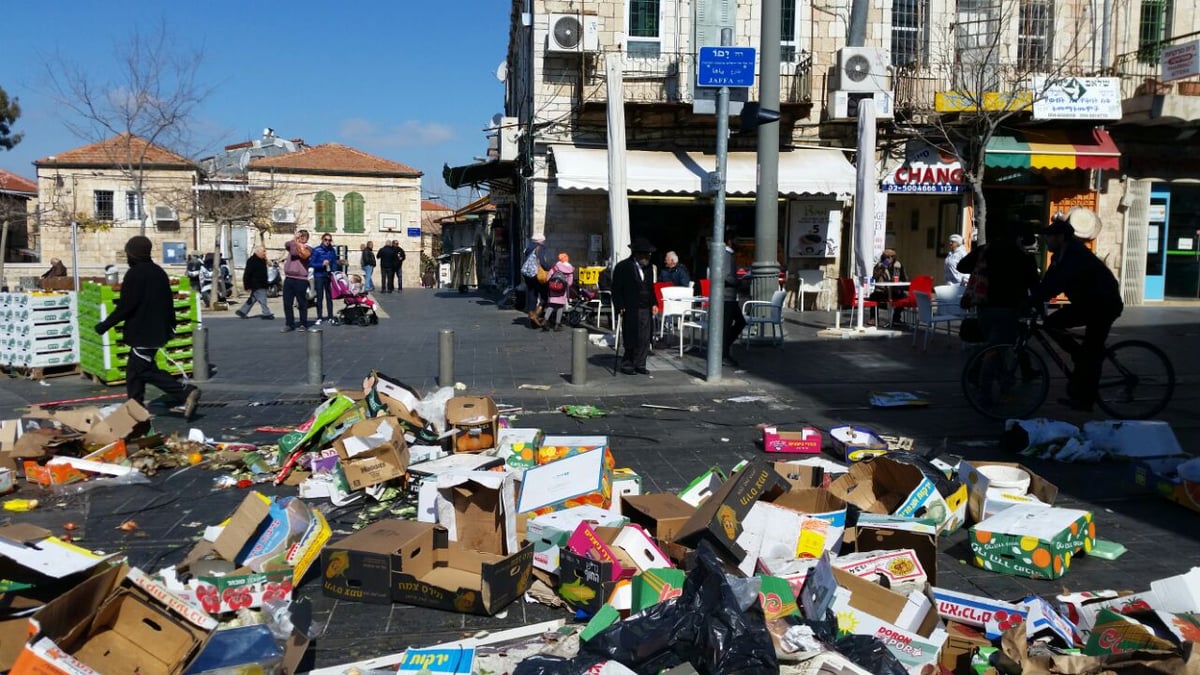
[
  {"x1": 0, "y1": 168, "x2": 37, "y2": 194},
  {"x1": 249, "y1": 143, "x2": 421, "y2": 177},
  {"x1": 33, "y1": 133, "x2": 194, "y2": 168},
  {"x1": 422, "y1": 200, "x2": 452, "y2": 211}
]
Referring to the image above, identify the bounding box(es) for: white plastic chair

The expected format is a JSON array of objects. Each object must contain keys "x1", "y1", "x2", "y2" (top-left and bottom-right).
[
  {"x1": 933, "y1": 284, "x2": 967, "y2": 318},
  {"x1": 679, "y1": 308, "x2": 707, "y2": 357},
  {"x1": 658, "y1": 286, "x2": 695, "y2": 339},
  {"x1": 794, "y1": 270, "x2": 826, "y2": 313},
  {"x1": 586, "y1": 289, "x2": 615, "y2": 329},
  {"x1": 912, "y1": 291, "x2": 958, "y2": 350},
  {"x1": 741, "y1": 290, "x2": 787, "y2": 347}
]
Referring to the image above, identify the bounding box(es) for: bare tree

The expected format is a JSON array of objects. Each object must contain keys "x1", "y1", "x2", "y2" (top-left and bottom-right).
[
  {"x1": 44, "y1": 20, "x2": 213, "y2": 236},
  {"x1": 894, "y1": 0, "x2": 1097, "y2": 242}
]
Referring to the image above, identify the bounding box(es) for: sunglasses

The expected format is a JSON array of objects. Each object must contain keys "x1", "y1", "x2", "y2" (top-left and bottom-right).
[{"x1": 322, "y1": 238, "x2": 332, "y2": 242}]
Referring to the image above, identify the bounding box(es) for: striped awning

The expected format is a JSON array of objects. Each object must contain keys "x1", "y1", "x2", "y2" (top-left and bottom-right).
[{"x1": 985, "y1": 128, "x2": 1121, "y2": 170}]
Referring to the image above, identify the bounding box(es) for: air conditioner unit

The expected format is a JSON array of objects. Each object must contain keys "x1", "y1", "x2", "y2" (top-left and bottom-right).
[
  {"x1": 152, "y1": 205, "x2": 178, "y2": 223},
  {"x1": 829, "y1": 90, "x2": 895, "y2": 120},
  {"x1": 548, "y1": 13, "x2": 599, "y2": 53},
  {"x1": 835, "y1": 47, "x2": 891, "y2": 93},
  {"x1": 378, "y1": 213, "x2": 402, "y2": 232},
  {"x1": 272, "y1": 207, "x2": 296, "y2": 224}
]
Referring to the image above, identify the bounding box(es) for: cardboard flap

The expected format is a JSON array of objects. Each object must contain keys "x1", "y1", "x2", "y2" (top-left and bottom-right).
[
  {"x1": 0, "y1": 523, "x2": 53, "y2": 545},
  {"x1": 435, "y1": 472, "x2": 518, "y2": 555}
]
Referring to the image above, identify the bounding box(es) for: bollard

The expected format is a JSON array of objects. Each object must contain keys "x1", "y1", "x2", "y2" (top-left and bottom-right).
[
  {"x1": 192, "y1": 325, "x2": 209, "y2": 382},
  {"x1": 439, "y1": 329, "x2": 454, "y2": 386},
  {"x1": 307, "y1": 328, "x2": 323, "y2": 385},
  {"x1": 571, "y1": 327, "x2": 588, "y2": 385}
]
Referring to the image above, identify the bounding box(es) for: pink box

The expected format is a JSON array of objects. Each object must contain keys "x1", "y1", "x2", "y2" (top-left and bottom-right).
[{"x1": 763, "y1": 426, "x2": 822, "y2": 454}]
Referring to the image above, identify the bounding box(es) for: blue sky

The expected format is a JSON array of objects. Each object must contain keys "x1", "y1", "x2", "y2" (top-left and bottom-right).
[{"x1": 1, "y1": 1, "x2": 511, "y2": 208}]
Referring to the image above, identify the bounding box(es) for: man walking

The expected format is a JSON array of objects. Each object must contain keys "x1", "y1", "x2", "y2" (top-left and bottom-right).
[
  {"x1": 94, "y1": 236, "x2": 200, "y2": 420},
  {"x1": 309, "y1": 233, "x2": 339, "y2": 325},
  {"x1": 360, "y1": 241, "x2": 376, "y2": 293},
  {"x1": 611, "y1": 237, "x2": 658, "y2": 375},
  {"x1": 236, "y1": 245, "x2": 275, "y2": 320},
  {"x1": 394, "y1": 240, "x2": 407, "y2": 291},
  {"x1": 377, "y1": 240, "x2": 397, "y2": 293},
  {"x1": 281, "y1": 229, "x2": 312, "y2": 332},
  {"x1": 720, "y1": 233, "x2": 747, "y2": 367}
]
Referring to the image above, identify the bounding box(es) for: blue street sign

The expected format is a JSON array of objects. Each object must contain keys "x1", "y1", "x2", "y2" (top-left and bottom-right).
[{"x1": 697, "y1": 47, "x2": 757, "y2": 88}]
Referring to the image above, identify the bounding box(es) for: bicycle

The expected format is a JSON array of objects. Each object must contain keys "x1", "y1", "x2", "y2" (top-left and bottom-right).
[{"x1": 961, "y1": 312, "x2": 1175, "y2": 420}]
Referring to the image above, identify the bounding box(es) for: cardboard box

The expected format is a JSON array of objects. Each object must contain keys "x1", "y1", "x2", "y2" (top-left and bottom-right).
[
  {"x1": 496, "y1": 427, "x2": 544, "y2": 470},
  {"x1": 1056, "y1": 567, "x2": 1200, "y2": 637},
  {"x1": 828, "y1": 567, "x2": 947, "y2": 674},
  {"x1": 332, "y1": 416, "x2": 410, "y2": 489},
  {"x1": 26, "y1": 400, "x2": 151, "y2": 449},
  {"x1": 630, "y1": 568, "x2": 687, "y2": 612},
  {"x1": 762, "y1": 425, "x2": 822, "y2": 454},
  {"x1": 396, "y1": 646, "x2": 476, "y2": 674},
  {"x1": 850, "y1": 523, "x2": 939, "y2": 586},
  {"x1": 1135, "y1": 457, "x2": 1200, "y2": 514},
  {"x1": 828, "y1": 456, "x2": 962, "y2": 532},
  {"x1": 674, "y1": 460, "x2": 788, "y2": 563},
  {"x1": 446, "y1": 396, "x2": 499, "y2": 452},
  {"x1": 620, "y1": 493, "x2": 695, "y2": 543},
  {"x1": 939, "y1": 621, "x2": 992, "y2": 674},
  {"x1": 970, "y1": 505, "x2": 1095, "y2": 579},
  {"x1": 517, "y1": 446, "x2": 614, "y2": 515},
  {"x1": 771, "y1": 461, "x2": 826, "y2": 490},
  {"x1": 933, "y1": 587, "x2": 1026, "y2": 638},
  {"x1": 958, "y1": 460, "x2": 1058, "y2": 522},
  {"x1": 736, "y1": 489, "x2": 848, "y2": 575},
  {"x1": 432, "y1": 471, "x2": 518, "y2": 555},
  {"x1": 677, "y1": 465, "x2": 726, "y2": 507},
  {"x1": 537, "y1": 434, "x2": 610, "y2": 465},
  {"x1": 609, "y1": 467, "x2": 642, "y2": 513},
  {"x1": 558, "y1": 546, "x2": 621, "y2": 616},
  {"x1": 830, "y1": 425, "x2": 890, "y2": 462},
  {"x1": 527, "y1": 505, "x2": 628, "y2": 574},
  {"x1": 320, "y1": 520, "x2": 533, "y2": 615},
  {"x1": 1083, "y1": 609, "x2": 1199, "y2": 656},
  {"x1": 210, "y1": 492, "x2": 330, "y2": 584},
  {"x1": 22, "y1": 439, "x2": 128, "y2": 487},
  {"x1": 565, "y1": 524, "x2": 640, "y2": 583},
  {"x1": 15, "y1": 566, "x2": 217, "y2": 675}
]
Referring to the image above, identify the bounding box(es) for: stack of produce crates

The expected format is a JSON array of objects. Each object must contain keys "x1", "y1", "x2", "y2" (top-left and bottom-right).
[
  {"x1": 0, "y1": 291, "x2": 80, "y2": 376},
  {"x1": 79, "y1": 276, "x2": 199, "y2": 385}
]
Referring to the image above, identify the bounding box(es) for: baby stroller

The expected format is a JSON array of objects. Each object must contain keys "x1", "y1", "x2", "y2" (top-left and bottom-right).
[
  {"x1": 330, "y1": 271, "x2": 379, "y2": 326},
  {"x1": 562, "y1": 282, "x2": 599, "y2": 328}
]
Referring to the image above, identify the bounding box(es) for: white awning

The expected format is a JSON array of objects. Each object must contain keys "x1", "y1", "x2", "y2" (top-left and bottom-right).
[{"x1": 549, "y1": 145, "x2": 856, "y2": 197}]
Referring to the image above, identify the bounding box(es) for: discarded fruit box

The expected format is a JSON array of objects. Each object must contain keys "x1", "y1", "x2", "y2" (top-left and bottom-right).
[
  {"x1": 958, "y1": 459, "x2": 1058, "y2": 522},
  {"x1": 630, "y1": 568, "x2": 687, "y2": 612},
  {"x1": 969, "y1": 504, "x2": 1095, "y2": 580},
  {"x1": 761, "y1": 425, "x2": 821, "y2": 454},
  {"x1": 320, "y1": 520, "x2": 533, "y2": 615},
  {"x1": 210, "y1": 491, "x2": 330, "y2": 584},
  {"x1": 830, "y1": 425, "x2": 890, "y2": 462},
  {"x1": 828, "y1": 456, "x2": 962, "y2": 532},
  {"x1": 527, "y1": 505, "x2": 628, "y2": 574},
  {"x1": 517, "y1": 445, "x2": 615, "y2": 515},
  {"x1": 22, "y1": 439, "x2": 128, "y2": 487},
  {"x1": 446, "y1": 396, "x2": 499, "y2": 453},
  {"x1": 496, "y1": 427, "x2": 544, "y2": 470},
  {"x1": 620, "y1": 493, "x2": 695, "y2": 543},
  {"x1": 537, "y1": 435, "x2": 610, "y2": 465},
  {"x1": 332, "y1": 416, "x2": 410, "y2": 489},
  {"x1": 674, "y1": 459, "x2": 788, "y2": 563},
  {"x1": 1135, "y1": 456, "x2": 1200, "y2": 515},
  {"x1": 736, "y1": 488, "x2": 848, "y2": 575},
  {"x1": 426, "y1": 471, "x2": 519, "y2": 555}
]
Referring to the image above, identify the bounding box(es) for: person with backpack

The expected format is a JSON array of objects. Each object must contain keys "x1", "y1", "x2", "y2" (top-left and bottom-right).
[
  {"x1": 520, "y1": 234, "x2": 551, "y2": 328},
  {"x1": 543, "y1": 252, "x2": 575, "y2": 332}
]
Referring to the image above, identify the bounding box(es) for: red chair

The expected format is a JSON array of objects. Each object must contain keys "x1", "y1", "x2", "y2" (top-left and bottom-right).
[
  {"x1": 653, "y1": 281, "x2": 672, "y2": 335},
  {"x1": 889, "y1": 274, "x2": 933, "y2": 324},
  {"x1": 699, "y1": 278, "x2": 711, "y2": 299},
  {"x1": 837, "y1": 278, "x2": 877, "y2": 324}
]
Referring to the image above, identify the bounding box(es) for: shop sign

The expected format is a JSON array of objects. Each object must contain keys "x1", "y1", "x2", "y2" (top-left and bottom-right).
[
  {"x1": 1032, "y1": 77, "x2": 1121, "y2": 120},
  {"x1": 934, "y1": 91, "x2": 1032, "y2": 113},
  {"x1": 1161, "y1": 40, "x2": 1200, "y2": 82},
  {"x1": 788, "y1": 201, "x2": 842, "y2": 258},
  {"x1": 882, "y1": 143, "x2": 966, "y2": 194}
]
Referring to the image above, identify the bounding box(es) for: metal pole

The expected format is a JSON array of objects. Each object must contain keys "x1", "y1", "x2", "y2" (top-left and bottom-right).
[
  {"x1": 0, "y1": 220, "x2": 9, "y2": 290},
  {"x1": 438, "y1": 329, "x2": 454, "y2": 386},
  {"x1": 752, "y1": 0, "x2": 782, "y2": 302},
  {"x1": 707, "y1": 29, "x2": 734, "y2": 382},
  {"x1": 307, "y1": 328, "x2": 323, "y2": 385},
  {"x1": 571, "y1": 327, "x2": 588, "y2": 385},
  {"x1": 192, "y1": 325, "x2": 209, "y2": 383},
  {"x1": 71, "y1": 220, "x2": 80, "y2": 293}
]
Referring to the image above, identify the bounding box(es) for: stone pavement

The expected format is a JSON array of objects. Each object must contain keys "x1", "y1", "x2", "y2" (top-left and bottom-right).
[{"x1": 2, "y1": 289, "x2": 1199, "y2": 669}]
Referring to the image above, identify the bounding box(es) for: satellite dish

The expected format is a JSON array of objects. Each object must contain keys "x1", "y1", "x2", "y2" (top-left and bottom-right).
[
  {"x1": 491, "y1": 113, "x2": 504, "y2": 128},
  {"x1": 495, "y1": 61, "x2": 508, "y2": 83},
  {"x1": 1066, "y1": 207, "x2": 1102, "y2": 240}
]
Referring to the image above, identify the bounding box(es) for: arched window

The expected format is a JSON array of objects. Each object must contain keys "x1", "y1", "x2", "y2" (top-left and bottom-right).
[
  {"x1": 343, "y1": 192, "x2": 365, "y2": 233},
  {"x1": 314, "y1": 191, "x2": 336, "y2": 232}
]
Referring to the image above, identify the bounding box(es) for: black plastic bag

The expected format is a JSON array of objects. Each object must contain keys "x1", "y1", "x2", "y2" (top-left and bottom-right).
[
  {"x1": 513, "y1": 654, "x2": 604, "y2": 675},
  {"x1": 579, "y1": 540, "x2": 778, "y2": 674},
  {"x1": 833, "y1": 635, "x2": 909, "y2": 675}
]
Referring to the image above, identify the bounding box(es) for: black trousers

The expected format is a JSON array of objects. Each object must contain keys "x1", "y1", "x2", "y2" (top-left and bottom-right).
[
  {"x1": 1045, "y1": 305, "x2": 1118, "y2": 406},
  {"x1": 722, "y1": 299, "x2": 747, "y2": 356},
  {"x1": 282, "y1": 277, "x2": 309, "y2": 328},
  {"x1": 127, "y1": 347, "x2": 187, "y2": 406},
  {"x1": 621, "y1": 307, "x2": 653, "y2": 368},
  {"x1": 380, "y1": 266, "x2": 394, "y2": 292}
]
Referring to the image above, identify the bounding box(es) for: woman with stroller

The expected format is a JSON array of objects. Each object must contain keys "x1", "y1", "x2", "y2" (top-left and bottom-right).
[{"x1": 543, "y1": 253, "x2": 575, "y2": 332}]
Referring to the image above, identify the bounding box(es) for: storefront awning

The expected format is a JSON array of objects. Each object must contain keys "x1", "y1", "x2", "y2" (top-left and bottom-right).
[
  {"x1": 985, "y1": 129, "x2": 1121, "y2": 170},
  {"x1": 443, "y1": 160, "x2": 516, "y2": 190},
  {"x1": 550, "y1": 146, "x2": 856, "y2": 197}
]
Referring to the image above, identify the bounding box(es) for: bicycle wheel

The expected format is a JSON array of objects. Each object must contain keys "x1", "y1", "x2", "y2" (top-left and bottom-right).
[
  {"x1": 962, "y1": 344, "x2": 1050, "y2": 420},
  {"x1": 1095, "y1": 340, "x2": 1175, "y2": 419}
]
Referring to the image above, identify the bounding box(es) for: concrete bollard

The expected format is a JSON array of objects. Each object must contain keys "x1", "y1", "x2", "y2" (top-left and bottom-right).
[
  {"x1": 307, "y1": 328, "x2": 323, "y2": 385},
  {"x1": 192, "y1": 325, "x2": 209, "y2": 382},
  {"x1": 439, "y1": 329, "x2": 454, "y2": 386},
  {"x1": 572, "y1": 327, "x2": 588, "y2": 385}
]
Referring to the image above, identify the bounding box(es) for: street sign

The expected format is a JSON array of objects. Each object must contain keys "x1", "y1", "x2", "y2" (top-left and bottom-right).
[
  {"x1": 1162, "y1": 40, "x2": 1200, "y2": 82},
  {"x1": 697, "y1": 47, "x2": 757, "y2": 88}
]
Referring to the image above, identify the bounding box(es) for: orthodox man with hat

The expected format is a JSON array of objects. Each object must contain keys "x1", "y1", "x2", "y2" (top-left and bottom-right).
[
  {"x1": 95, "y1": 236, "x2": 201, "y2": 420},
  {"x1": 611, "y1": 237, "x2": 658, "y2": 375}
]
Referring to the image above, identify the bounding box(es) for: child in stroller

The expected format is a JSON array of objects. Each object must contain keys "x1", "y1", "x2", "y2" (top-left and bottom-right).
[{"x1": 330, "y1": 271, "x2": 379, "y2": 326}]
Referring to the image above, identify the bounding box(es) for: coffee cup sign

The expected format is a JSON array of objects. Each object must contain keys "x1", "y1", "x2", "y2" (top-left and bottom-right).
[{"x1": 789, "y1": 201, "x2": 841, "y2": 258}]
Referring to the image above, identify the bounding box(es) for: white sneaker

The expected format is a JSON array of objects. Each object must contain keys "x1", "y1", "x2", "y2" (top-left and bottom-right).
[{"x1": 314, "y1": 319, "x2": 323, "y2": 326}]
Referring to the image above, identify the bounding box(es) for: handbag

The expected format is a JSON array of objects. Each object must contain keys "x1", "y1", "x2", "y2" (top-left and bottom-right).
[
  {"x1": 536, "y1": 265, "x2": 549, "y2": 284},
  {"x1": 959, "y1": 316, "x2": 984, "y2": 343},
  {"x1": 520, "y1": 249, "x2": 540, "y2": 278}
]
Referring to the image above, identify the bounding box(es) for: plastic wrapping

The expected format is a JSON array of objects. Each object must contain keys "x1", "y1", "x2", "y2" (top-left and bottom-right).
[{"x1": 831, "y1": 635, "x2": 908, "y2": 675}]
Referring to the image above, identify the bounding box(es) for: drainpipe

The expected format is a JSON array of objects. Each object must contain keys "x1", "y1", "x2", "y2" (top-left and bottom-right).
[
  {"x1": 848, "y1": 0, "x2": 868, "y2": 46},
  {"x1": 1101, "y1": 0, "x2": 1112, "y2": 73}
]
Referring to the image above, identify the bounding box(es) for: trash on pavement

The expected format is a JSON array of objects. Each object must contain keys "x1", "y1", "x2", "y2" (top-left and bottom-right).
[
  {"x1": 829, "y1": 425, "x2": 890, "y2": 462},
  {"x1": 1136, "y1": 455, "x2": 1200, "y2": 514},
  {"x1": 559, "y1": 404, "x2": 607, "y2": 419},
  {"x1": 958, "y1": 459, "x2": 1058, "y2": 522},
  {"x1": 673, "y1": 459, "x2": 789, "y2": 564},
  {"x1": 970, "y1": 504, "x2": 1095, "y2": 579},
  {"x1": 517, "y1": 444, "x2": 615, "y2": 515},
  {"x1": 446, "y1": 396, "x2": 500, "y2": 452},
  {"x1": 868, "y1": 391, "x2": 930, "y2": 408},
  {"x1": 527, "y1": 505, "x2": 628, "y2": 574},
  {"x1": 763, "y1": 425, "x2": 823, "y2": 454}
]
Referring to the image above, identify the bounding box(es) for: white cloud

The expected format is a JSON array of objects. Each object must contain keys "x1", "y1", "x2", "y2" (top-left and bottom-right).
[{"x1": 338, "y1": 118, "x2": 456, "y2": 148}]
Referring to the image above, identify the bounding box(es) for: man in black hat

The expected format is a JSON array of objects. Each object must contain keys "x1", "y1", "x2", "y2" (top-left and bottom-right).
[
  {"x1": 95, "y1": 236, "x2": 201, "y2": 420},
  {"x1": 611, "y1": 237, "x2": 658, "y2": 374},
  {"x1": 1033, "y1": 216, "x2": 1123, "y2": 411}
]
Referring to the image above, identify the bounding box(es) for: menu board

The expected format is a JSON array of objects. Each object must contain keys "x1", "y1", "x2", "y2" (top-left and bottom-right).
[{"x1": 788, "y1": 201, "x2": 842, "y2": 258}]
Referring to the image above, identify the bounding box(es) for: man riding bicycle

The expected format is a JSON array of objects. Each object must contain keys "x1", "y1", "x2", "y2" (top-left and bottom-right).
[{"x1": 1032, "y1": 216, "x2": 1124, "y2": 412}]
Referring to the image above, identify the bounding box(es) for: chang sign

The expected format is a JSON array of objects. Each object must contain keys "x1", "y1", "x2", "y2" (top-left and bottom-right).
[{"x1": 882, "y1": 142, "x2": 966, "y2": 194}]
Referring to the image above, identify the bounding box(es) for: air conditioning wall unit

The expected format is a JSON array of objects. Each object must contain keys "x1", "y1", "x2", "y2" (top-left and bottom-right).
[
  {"x1": 272, "y1": 207, "x2": 296, "y2": 224},
  {"x1": 829, "y1": 90, "x2": 895, "y2": 120},
  {"x1": 835, "y1": 47, "x2": 891, "y2": 93},
  {"x1": 378, "y1": 213, "x2": 402, "y2": 232},
  {"x1": 548, "y1": 13, "x2": 599, "y2": 53},
  {"x1": 153, "y1": 205, "x2": 178, "y2": 223}
]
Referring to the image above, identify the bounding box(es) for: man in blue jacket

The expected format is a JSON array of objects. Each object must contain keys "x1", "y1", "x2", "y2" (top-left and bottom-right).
[
  {"x1": 309, "y1": 233, "x2": 340, "y2": 325},
  {"x1": 95, "y1": 236, "x2": 200, "y2": 420}
]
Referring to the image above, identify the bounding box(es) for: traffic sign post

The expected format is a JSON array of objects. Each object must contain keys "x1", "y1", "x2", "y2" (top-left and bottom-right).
[{"x1": 697, "y1": 47, "x2": 757, "y2": 88}]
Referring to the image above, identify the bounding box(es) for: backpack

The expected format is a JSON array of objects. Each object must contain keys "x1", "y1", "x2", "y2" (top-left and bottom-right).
[
  {"x1": 960, "y1": 246, "x2": 989, "y2": 309},
  {"x1": 521, "y1": 249, "x2": 541, "y2": 278},
  {"x1": 547, "y1": 269, "x2": 569, "y2": 295}
]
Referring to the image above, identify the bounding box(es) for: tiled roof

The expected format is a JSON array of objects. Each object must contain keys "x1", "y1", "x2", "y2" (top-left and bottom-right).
[
  {"x1": 33, "y1": 133, "x2": 194, "y2": 168},
  {"x1": 248, "y1": 143, "x2": 421, "y2": 177},
  {"x1": 422, "y1": 200, "x2": 452, "y2": 211},
  {"x1": 0, "y1": 168, "x2": 37, "y2": 194}
]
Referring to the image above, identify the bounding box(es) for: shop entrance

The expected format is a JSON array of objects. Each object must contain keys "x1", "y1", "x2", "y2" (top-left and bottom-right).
[
  {"x1": 1156, "y1": 183, "x2": 1200, "y2": 299},
  {"x1": 629, "y1": 202, "x2": 759, "y2": 278}
]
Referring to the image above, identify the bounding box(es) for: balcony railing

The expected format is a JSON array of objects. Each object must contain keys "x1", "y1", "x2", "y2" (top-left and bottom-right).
[
  {"x1": 579, "y1": 50, "x2": 813, "y2": 106},
  {"x1": 1114, "y1": 31, "x2": 1200, "y2": 99},
  {"x1": 893, "y1": 61, "x2": 1118, "y2": 113}
]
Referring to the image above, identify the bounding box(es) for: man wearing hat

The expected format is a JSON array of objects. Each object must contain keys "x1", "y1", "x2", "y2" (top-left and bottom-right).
[
  {"x1": 95, "y1": 236, "x2": 201, "y2": 420},
  {"x1": 1033, "y1": 216, "x2": 1123, "y2": 411},
  {"x1": 611, "y1": 237, "x2": 658, "y2": 374},
  {"x1": 945, "y1": 234, "x2": 968, "y2": 285}
]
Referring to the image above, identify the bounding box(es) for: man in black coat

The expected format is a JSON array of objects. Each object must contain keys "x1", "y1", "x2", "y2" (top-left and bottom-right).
[
  {"x1": 95, "y1": 236, "x2": 200, "y2": 420},
  {"x1": 235, "y1": 245, "x2": 275, "y2": 320},
  {"x1": 377, "y1": 241, "x2": 397, "y2": 293},
  {"x1": 611, "y1": 237, "x2": 658, "y2": 375}
]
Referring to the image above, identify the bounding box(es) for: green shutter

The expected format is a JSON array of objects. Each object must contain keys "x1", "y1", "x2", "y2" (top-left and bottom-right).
[
  {"x1": 343, "y1": 192, "x2": 365, "y2": 233},
  {"x1": 314, "y1": 191, "x2": 336, "y2": 232}
]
